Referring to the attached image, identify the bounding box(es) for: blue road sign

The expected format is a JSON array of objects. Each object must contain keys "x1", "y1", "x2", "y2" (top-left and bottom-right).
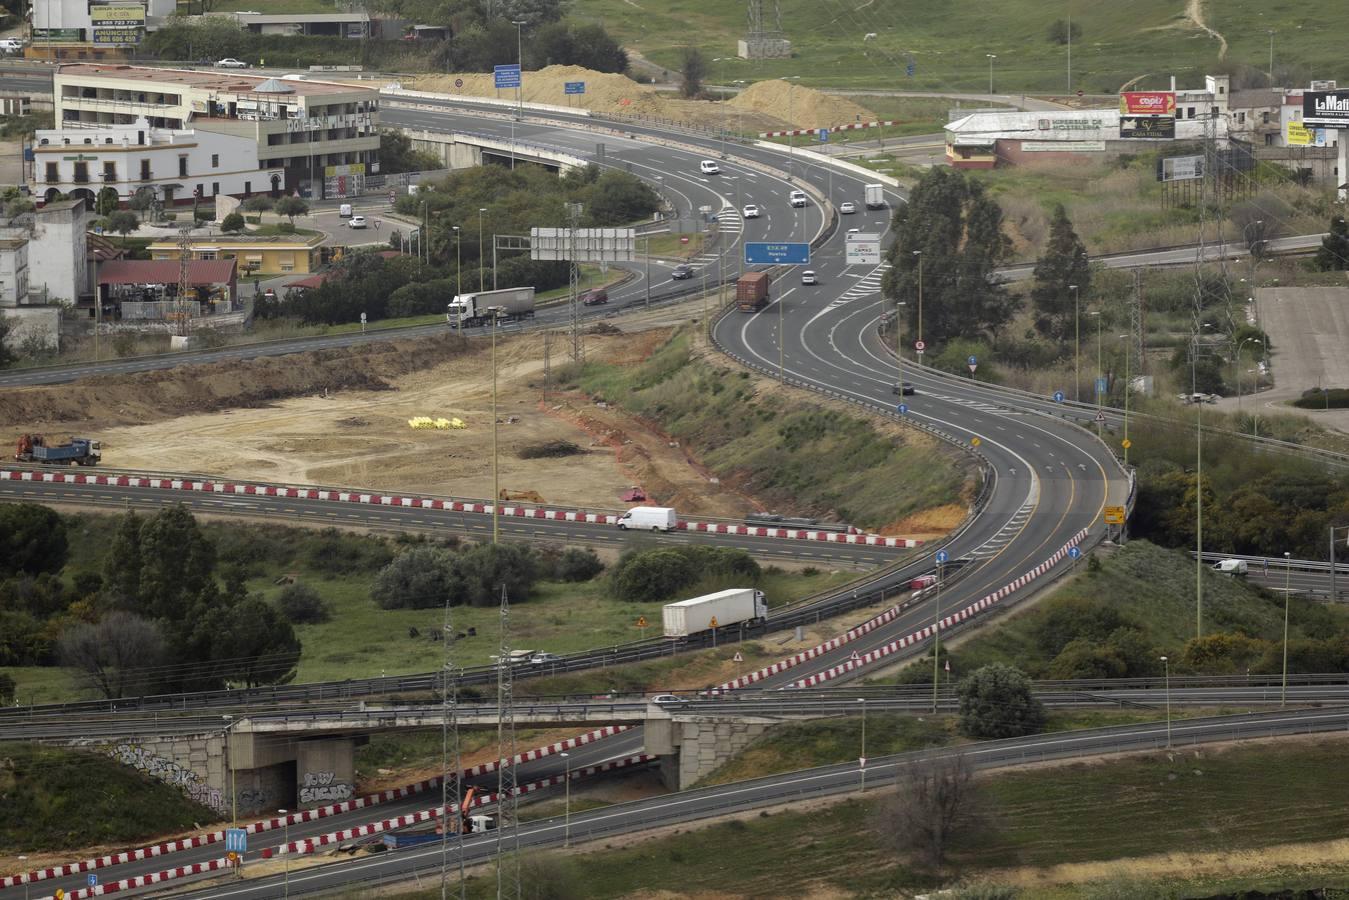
[
  {"x1": 968, "y1": 355, "x2": 978, "y2": 366},
  {"x1": 745, "y1": 242, "x2": 810, "y2": 265},
  {"x1": 88, "y1": 874, "x2": 99, "y2": 887},
  {"x1": 818, "y1": 128, "x2": 829, "y2": 143},
  {"x1": 564, "y1": 81, "x2": 585, "y2": 95},
  {"x1": 493, "y1": 64, "x2": 521, "y2": 89},
  {"x1": 1054, "y1": 390, "x2": 1065, "y2": 403},
  {"x1": 1096, "y1": 377, "x2": 1107, "y2": 395},
  {"x1": 936, "y1": 549, "x2": 950, "y2": 564},
  {"x1": 1068, "y1": 546, "x2": 1081, "y2": 560},
  {"x1": 906, "y1": 62, "x2": 916, "y2": 77},
  {"x1": 897, "y1": 403, "x2": 908, "y2": 415},
  {"x1": 226, "y1": 828, "x2": 248, "y2": 853}
]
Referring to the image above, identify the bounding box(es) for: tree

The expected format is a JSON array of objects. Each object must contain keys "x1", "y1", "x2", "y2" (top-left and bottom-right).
[
  {"x1": 372, "y1": 546, "x2": 463, "y2": 609},
  {"x1": 102, "y1": 509, "x2": 142, "y2": 605},
  {"x1": 58, "y1": 612, "x2": 166, "y2": 699},
  {"x1": 0, "y1": 671, "x2": 14, "y2": 705},
  {"x1": 1046, "y1": 19, "x2": 1081, "y2": 44},
  {"x1": 378, "y1": 130, "x2": 443, "y2": 175},
  {"x1": 1315, "y1": 216, "x2": 1349, "y2": 271},
  {"x1": 569, "y1": 24, "x2": 627, "y2": 73},
  {"x1": 455, "y1": 542, "x2": 541, "y2": 607},
  {"x1": 0, "y1": 316, "x2": 14, "y2": 369},
  {"x1": 95, "y1": 186, "x2": 120, "y2": 217},
  {"x1": 0, "y1": 503, "x2": 68, "y2": 576},
  {"x1": 1029, "y1": 205, "x2": 1091, "y2": 341},
  {"x1": 200, "y1": 597, "x2": 301, "y2": 687},
  {"x1": 220, "y1": 212, "x2": 246, "y2": 234},
  {"x1": 497, "y1": 0, "x2": 564, "y2": 26},
  {"x1": 882, "y1": 168, "x2": 1017, "y2": 348},
  {"x1": 873, "y1": 754, "x2": 984, "y2": 867},
  {"x1": 275, "y1": 582, "x2": 332, "y2": 624},
  {"x1": 243, "y1": 195, "x2": 274, "y2": 214},
  {"x1": 127, "y1": 504, "x2": 217, "y2": 622},
  {"x1": 611, "y1": 548, "x2": 697, "y2": 603},
  {"x1": 679, "y1": 46, "x2": 707, "y2": 99},
  {"x1": 274, "y1": 196, "x2": 309, "y2": 224},
  {"x1": 956, "y1": 664, "x2": 1046, "y2": 738},
  {"x1": 105, "y1": 210, "x2": 140, "y2": 239}
]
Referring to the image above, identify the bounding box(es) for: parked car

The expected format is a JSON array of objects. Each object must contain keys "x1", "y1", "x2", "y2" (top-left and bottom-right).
[
  {"x1": 789, "y1": 189, "x2": 808, "y2": 208},
  {"x1": 671, "y1": 264, "x2": 694, "y2": 280},
  {"x1": 347, "y1": 215, "x2": 367, "y2": 229},
  {"x1": 580, "y1": 288, "x2": 608, "y2": 306},
  {"x1": 839, "y1": 201, "x2": 857, "y2": 214},
  {"x1": 892, "y1": 382, "x2": 916, "y2": 395},
  {"x1": 801, "y1": 270, "x2": 818, "y2": 285},
  {"x1": 699, "y1": 160, "x2": 721, "y2": 175},
  {"x1": 215, "y1": 58, "x2": 249, "y2": 68},
  {"x1": 742, "y1": 204, "x2": 761, "y2": 218}
]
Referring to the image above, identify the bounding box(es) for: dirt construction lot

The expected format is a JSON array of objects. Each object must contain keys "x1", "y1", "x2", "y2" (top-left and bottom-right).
[{"x1": 0, "y1": 328, "x2": 756, "y2": 517}]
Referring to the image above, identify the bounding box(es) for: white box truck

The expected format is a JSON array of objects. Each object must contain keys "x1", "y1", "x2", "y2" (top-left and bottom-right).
[
  {"x1": 864, "y1": 184, "x2": 885, "y2": 210},
  {"x1": 616, "y1": 506, "x2": 677, "y2": 532},
  {"x1": 663, "y1": 588, "x2": 768, "y2": 638},
  {"x1": 447, "y1": 287, "x2": 536, "y2": 327}
]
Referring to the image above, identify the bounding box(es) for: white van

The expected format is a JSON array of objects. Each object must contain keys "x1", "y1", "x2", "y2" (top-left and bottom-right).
[
  {"x1": 699, "y1": 160, "x2": 721, "y2": 175},
  {"x1": 339, "y1": 203, "x2": 353, "y2": 218},
  {"x1": 616, "y1": 506, "x2": 678, "y2": 532},
  {"x1": 1213, "y1": 559, "x2": 1249, "y2": 576}
]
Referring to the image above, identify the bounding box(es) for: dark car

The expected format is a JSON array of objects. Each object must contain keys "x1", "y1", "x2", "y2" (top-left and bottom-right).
[
  {"x1": 892, "y1": 382, "x2": 916, "y2": 396},
  {"x1": 580, "y1": 288, "x2": 608, "y2": 306},
  {"x1": 671, "y1": 264, "x2": 695, "y2": 280}
]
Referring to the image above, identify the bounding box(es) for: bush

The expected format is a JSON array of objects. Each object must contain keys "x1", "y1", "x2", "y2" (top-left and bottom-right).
[
  {"x1": 303, "y1": 527, "x2": 394, "y2": 575},
  {"x1": 553, "y1": 547, "x2": 604, "y2": 582},
  {"x1": 957, "y1": 664, "x2": 1046, "y2": 739},
  {"x1": 609, "y1": 545, "x2": 761, "y2": 603},
  {"x1": 220, "y1": 212, "x2": 246, "y2": 234},
  {"x1": 275, "y1": 583, "x2": 332, "y2": 624},
  {"x1": 454, "y1": 542, "x2": 541, "y2": 607},
  {"x1": 372, "y1": 547, "x2": 461, "y2": 610}
]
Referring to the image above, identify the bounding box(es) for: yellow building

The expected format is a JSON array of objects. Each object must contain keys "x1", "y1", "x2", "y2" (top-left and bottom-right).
[{"x1": 147, "y1": 233, "x2": 324, "y2": 276}]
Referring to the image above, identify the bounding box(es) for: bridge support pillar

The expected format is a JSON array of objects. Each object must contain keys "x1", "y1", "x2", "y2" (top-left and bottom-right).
[
  {"x1": 645, "y1": 715, "x2": 777, "y2": 790},
  {"x1": 296, "y1": 738, "x2": 357, "y2": 809}
]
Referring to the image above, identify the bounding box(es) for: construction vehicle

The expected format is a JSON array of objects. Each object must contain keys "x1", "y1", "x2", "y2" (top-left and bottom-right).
[
  {"x1": 447, "y1": 287, "x2": 535, "y2": 327},
  {"x1": 735, "y1": 272, "x2": 771, "y2": 312},
  {"x1": 15, "y1": 434, "x2": 102, "y2": 466},
  {"x1": 499, "y1": 489, "x2": 545, "y2": 503}
]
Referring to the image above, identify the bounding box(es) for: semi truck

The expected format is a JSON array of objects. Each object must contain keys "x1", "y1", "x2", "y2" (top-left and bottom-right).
[
  {"x1": 15, "y1": 434, "x2": 102, "y2": 466},
  {"x1": 864, "y1": 184, "x2": 885, "y2": 210},
  {"x1": 735, "y1": 272, "x2": 771, "y2": 312},
  {"x1": 663, "y1": 588, "x2": 768, "y2": 638},
  {"x1": 447, "y1": 287, "x2": 536, "y2": 327}
]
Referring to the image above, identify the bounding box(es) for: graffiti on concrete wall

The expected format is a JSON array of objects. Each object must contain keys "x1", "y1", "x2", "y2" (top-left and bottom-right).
[
  {"x1": 299, "y1": 770, "x2": 353, "y2": 804},
  {"x1": 107, "y1": 743, "x2": 225, "y2": 812}
]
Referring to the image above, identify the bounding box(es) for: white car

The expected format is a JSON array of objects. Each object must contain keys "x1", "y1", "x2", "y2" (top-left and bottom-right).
[
  {"x1": 789, "y1": 190, "x2": 808, "y2": 208},
  {"x1": 699, "y1": 160, "x2": 721, "y2": 175},
  {"x1": 215, "y1": 58, "x2": 249, "y2": 69},
  {"x1": 801, "y1": 270, "x2": 818, "y2": 285},
  {"x1": 347, "y1": 215, "x2": 367, "y2": 229},
  {"x1": 839, "y1": 201, "x2": 857, "y2": 214},
  {"x1": 742, "y1": 204, "x2": 761, "y2": 218},
  {"x1": 650, "y1": 694, "x2": 685, "y2": 706},
  {"x1": 847, "y1": 227, "x2": 860, "y2": 235}
]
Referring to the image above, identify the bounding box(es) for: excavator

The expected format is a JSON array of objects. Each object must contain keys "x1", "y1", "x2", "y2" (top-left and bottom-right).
[
  {"x1": 451, "y1": 786, "x2": 495, "y2": 834},
  {"x1": 498, "y1": 489, "x2": 545, "y2": 504}
]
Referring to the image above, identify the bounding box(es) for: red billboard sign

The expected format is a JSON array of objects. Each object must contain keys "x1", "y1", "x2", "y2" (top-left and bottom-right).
[{"x1": 1120, "y1": 91, "x2": 1176, "y2": 116}]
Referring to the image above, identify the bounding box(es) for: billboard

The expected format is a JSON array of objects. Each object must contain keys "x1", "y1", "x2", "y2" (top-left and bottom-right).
[
  {"x1": 1120, "y1": 91, "x2": 1176, "y2": 116},
  {"x1": 530, "y1": 227, "x2": 635, "y2": 262},
  {"x1": 1287, "y1": 121, "x2": 1313, "y2": 146},
  {"x1": 1120, "y1": 116, "x2": 1175, "y2": 139},
  {"x1": 92, "y1": 28, "x2": 142, "y2": 43},
  {"x1": 91, "y1": 6, "x2": 145, "y2": 25},
  {"x1": 1157, "y1": 155, "x2": 1204, "y2": 182},
  {"x1": 1303, "y1": 91, "x2": 1349, "y2": 127}
]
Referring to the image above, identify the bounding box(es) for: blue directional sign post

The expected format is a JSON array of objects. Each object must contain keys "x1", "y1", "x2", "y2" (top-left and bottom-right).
[
  {"x1": 226, "y1": 828, "x2": 248, "y2": 854},
  {"x1": 1053, "y1": 390, "x2": 1065, "y2": 403},
  {"x1": 897, "y1": 403, "x2": 908, "y2": 415},
  {"x1": 1096, "y1": 377, "x2": 1107, "y2": 396},
  {"x1": 88, "y1": 874, "x2": 99, "y2": 887},
  {"x1": 745, "y1": 242, "x2": 810, "y2": 265},
  {"x1": 967, "y1": 355, "x2": 978, "y2": 375},
  {"x1": 493, "y1": 64, "x2": 521, "y2": 89},
  {"x1": 564, "y1": 81, "x2": 585, "y2": 95},
  {"x1": 936, "y1": 549, "x2": 949, "y2": 564},
  {"x1": 818, "y1": 128, "x2": 829, "y2": 143},
  {"x1": 1068, "y1": 546, "x2": 1082, "y2": 567}
]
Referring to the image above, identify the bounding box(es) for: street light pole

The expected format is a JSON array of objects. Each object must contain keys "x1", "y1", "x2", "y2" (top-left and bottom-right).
[
  {"x1": 278, "y1": 809, "x2": 290, "y2": 898},
  {"x1": 931, "y1": 559, "x2": 944, "y2": 714},
  {"x1": 1093, "y1": 310, "x2": 1102, "y2": 438},
  {"x1": 895, "y1": 300, "x2": 906, "y2": 386},
  {"x1": 477, "y1": 208, "x2": 486, "y2": 292},
  {"x1": 1070, "y1": 284, "x2": 1080, "y2": 401},
  {"x1": 1159, "y1": 656, "x2": 1171, "y2": 749},
  {"x1": 1119, "y1": 334, "x2": 1131, "y2": 464},
  {"x1": 1267, "y1": 30, "x2": 1276, "y2": 87},
  {"x1": 784, "y1": 76, "x2": 800, "y2": 181},
  {"x1": 1282, "y1": 550, "x2": 1292, "y2": 706},
  {"x1": 561, "y1": 751, "x2": 571, "y2": 848},
  {"x1": 986, "y1": 53, "x2": 997, "y2": 95},
  {"x1": 453, "y1": 225, "x2": 461, "y2": 301},
  {"x1": 857, "y1": 698, "x2": 867, "y2": 793},
  {"x1": 913, "y1": 251, "x2": 923, "y2": 364},
  {"x1": 491, "y1": 316, "x2": 499, "y2": 544},
  {"x1": 223, "y1": 715, "x2": 237, "y2": 824}
]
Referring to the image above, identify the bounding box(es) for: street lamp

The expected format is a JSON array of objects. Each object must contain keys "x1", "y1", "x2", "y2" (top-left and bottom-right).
[
  {"x1": 277, "y1": 809, "x2": 290, "y2": 898},
  {"x1": 1118, "y1": 334, "x2": 1131, "y2": 464},
  {"x1": 783, "y1": 76, "x2": 801, "y2": 181},
  {"x1": 986, "y1": 54, "x2": 997, "y2": 95},
  {"x1": 857, "y1": 698, "x2": 867, "y2": 793},
  {"x1": 1267, "y1": 29, "x2": 1277, "y2": 87},
  {"x1": 560, "y1": 751, "x2": 571, "y2": 847},
  {"x1": 491, "y1": 315, "x2": 500, "y2": 544},
  {"x1": 1089, "y1": 310, "x2": 1102, "y2": 436},
  {"x1": 1191, "y1": 323, "x2": 1213, "y2": 640},
  {"x1": 223, "y1": 714, "x2": 237, "y2": 824},
  {"x1": 477, "y1": 208, "x2": 486, "y2": 292},
  {"x1": 913, "y1": 250, "x2": 923, "y2": 363},
  {"x1": 1235, "y1": 337, "x2": 1263, "y2": 413},
  {"x1": 1282, "y1": 550, "x2": 1292, "y2": 706},
  {"x1": 931, "y1": 557, "x2": 945, "y2": 714},
  {"x1": 1070, "y1": 284, "x2": 1080, "y2": 401},
  {"x1": 1159, "y1": 656, "x2": 1171, "y2": 749},
  {"x1": 452, "y1": 225, "x2": 461, "y2": 303},
  {"x1": 895, "y1": 301, "x2": 907, "y2": 386}
]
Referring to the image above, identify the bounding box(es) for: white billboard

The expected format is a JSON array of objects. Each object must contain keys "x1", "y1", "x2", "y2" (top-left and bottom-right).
[
  {"x1": 845, "y1": 232, "x2": 881, "y2": 266},
  {"x1": 530, "y1": 227, "x2": 635, "y2": 262}
]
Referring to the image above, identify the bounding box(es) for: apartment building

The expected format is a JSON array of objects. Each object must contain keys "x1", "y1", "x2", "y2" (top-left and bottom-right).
[{"x1": 35, "y1": 64, "x2": 380, "y2": 205}]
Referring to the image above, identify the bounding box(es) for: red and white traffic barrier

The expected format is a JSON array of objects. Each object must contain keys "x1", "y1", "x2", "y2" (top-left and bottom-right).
[
  {"x1": 4, "y1": 726, "x2": 629, "y2": 889},
  {"x1": 787, "y1": 529, "x2": 1092, "y2": 687},
  {"x1": 54, "y1": 856, "x2": 233, "y2": 900},
  {"x1": 0, "y1": 470, "x2": 919, "y2": 549},
  {"x1": 759, "y1": 119, "x2": 904, "y2": 138}
]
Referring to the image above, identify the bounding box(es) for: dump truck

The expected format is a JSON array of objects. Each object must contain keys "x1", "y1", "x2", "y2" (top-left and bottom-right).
[
  {"x1": 735, "y1": 272, "x2": 771, "y2": 313},
  {"x1": 447, "y1": 287, "x2": 536, "y2": 327},
  {"x1": 864, "y1": 183, "x2": 885, "y2": 209},
  {"x1": 15, "y1": 434, "x2": 102, "y2": 466},
  {"x1": 662, "y1": 588, "x2": 768, "y2": 638}
]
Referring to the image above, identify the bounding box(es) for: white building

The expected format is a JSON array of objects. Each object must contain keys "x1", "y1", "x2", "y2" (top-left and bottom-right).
[
  {"x1": 29, "y1": 198, "x2": 91, "y2": 304},
  {"x1": 0, "y1": 236, "x2": 29, "y2": 307},
  {"x1": 36, "y1": 64, "x2": 380, "y2": 205}
]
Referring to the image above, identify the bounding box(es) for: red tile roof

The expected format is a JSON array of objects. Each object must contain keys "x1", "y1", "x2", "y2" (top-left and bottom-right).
[{"x1": 97, "y1": 258, "x2": 238, "y2": 286}]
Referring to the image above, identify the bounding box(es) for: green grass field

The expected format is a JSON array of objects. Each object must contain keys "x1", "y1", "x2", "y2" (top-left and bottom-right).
[
  {"x1": 604, "y1": 0, "x2": 1349, "y2": 94},
  {"x1": 368, "y1": 739, "x2": 1349, "y2": 900}
]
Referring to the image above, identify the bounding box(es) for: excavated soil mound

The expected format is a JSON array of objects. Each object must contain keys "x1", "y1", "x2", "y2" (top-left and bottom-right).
[
  {"x1": 727, "y1": 80, "x2": 876, "y2": 130},
  {"x1": 409, "y1": 65, "x2": 668, "y2": 116}
]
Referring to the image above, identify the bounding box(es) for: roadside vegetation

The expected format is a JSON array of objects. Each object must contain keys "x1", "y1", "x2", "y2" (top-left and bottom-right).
[
  {"x1": 557, "y1": 328, "x2": 972, "y2": 530},
  {"x1": 0, "y1": 742, "x2": 222, "y2": 853},
  {"x1": 370, "y1": 739, "x2": 1349, "y2": 900}
]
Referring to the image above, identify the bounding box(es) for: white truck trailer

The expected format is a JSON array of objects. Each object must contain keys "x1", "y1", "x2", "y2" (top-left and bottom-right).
[
  {"x1": 447, "y1": 287, "x2": 536, "y2": 327},
  {"x1": 662, "y1": 588, "x2": 768, "y2": 638},
  {"x1": 864, "y1": 183, "x2": 885, "y2": 209}
]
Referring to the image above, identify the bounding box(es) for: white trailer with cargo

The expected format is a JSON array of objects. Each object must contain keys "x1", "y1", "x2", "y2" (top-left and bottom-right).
[
  {"x1": 662, "y1": 588, "x2": 768, "y2": 638},
  {"x1": 447, "y1": 287, "x2": 536, "y2": 327}
]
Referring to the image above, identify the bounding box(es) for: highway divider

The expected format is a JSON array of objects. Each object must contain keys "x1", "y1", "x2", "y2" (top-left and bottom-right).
[
  {"x1": 55, "y1": 856, "x2": 235, "y2": 900},
  {"x1": 3, "y1": 725, "x2": 630, "y2": 891},
  {"x1": 0, "y1": 468, "x2": 919, "y2": 548}
]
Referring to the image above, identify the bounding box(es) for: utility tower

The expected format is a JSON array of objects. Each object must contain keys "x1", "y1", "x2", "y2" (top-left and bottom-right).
[
  {"x1": 494, "y1": 584, "x2": 521, "y2": 899},
  {"x1": 565, "y1": 202, "x2": 583, "y2": 363},
  {"x1": 738, "y1": 0, "x2": 790, "y2": 59},
  {"x1": 174, "y1": 224, "x2": 194, "y2": 340}
]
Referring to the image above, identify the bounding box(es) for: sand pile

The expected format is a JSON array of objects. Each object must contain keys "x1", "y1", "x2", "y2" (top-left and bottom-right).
[
  {"x1": 408, "y1": 65, "x2": 668, "y2": 116},
  {"x1": 727, "y1": 80, "x2": 876, "y2": 130}
]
